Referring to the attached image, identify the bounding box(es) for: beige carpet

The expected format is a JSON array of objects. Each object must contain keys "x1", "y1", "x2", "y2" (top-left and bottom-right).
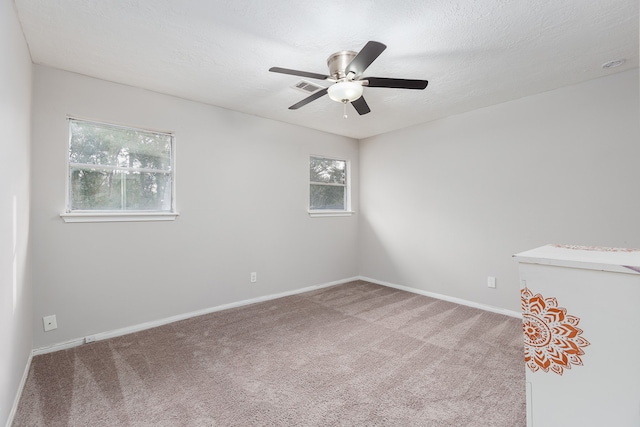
[{"x1": 14, "y1": 281, "x2": 526, "y2": 426}]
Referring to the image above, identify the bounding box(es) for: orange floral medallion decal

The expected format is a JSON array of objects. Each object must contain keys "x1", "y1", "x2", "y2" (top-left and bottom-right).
[{"x1": 521, "y1": 288, "x2": 590, "y2": 375}]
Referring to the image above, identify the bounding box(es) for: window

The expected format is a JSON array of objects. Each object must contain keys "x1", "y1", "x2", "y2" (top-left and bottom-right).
[
  {"x1": 309, "y1": 156, "x2": 352, "y2": 216},
  {"x1": 62, "y1": 118, "x2": 177, "y2": 222}
]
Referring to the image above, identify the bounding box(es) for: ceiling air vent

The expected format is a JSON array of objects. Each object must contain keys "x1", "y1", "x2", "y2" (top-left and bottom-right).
[{"x1": 292, "y1": 80, "x2": 324, "y2": 94}]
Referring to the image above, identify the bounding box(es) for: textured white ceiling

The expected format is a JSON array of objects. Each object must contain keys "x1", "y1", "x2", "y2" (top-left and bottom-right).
[{"x1": 14, "y1": 0, "x2": 639, "y2": 139}]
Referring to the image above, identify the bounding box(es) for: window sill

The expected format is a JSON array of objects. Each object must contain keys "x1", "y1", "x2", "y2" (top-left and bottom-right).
[
  {"x1": 60, "y1": 212, "x2": 179, "y2": 223},
  {"x1": 308, "y1": 210, "x2": 355, "y2": 218}
]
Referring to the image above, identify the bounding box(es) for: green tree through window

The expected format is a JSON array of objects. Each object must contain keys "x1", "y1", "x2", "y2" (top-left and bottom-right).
[
  {"x1": 68, "y1": 119, "x2": 174, "y2": 212},
  {"x1": 310, "y1": 156, "x2": 347, "y2": 210}
]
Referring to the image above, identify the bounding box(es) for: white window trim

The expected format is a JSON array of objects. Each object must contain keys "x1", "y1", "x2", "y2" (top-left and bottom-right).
[
  {"x1": 308, "y1": 155, "x2": 354, "y2": 217},
  {"x1": 63, "y1": 116, "x2": 178, "y2": 223},
  {"x1": 60, "y1": 211, "x2": 179, "y2": 223},
  {"x1": 308, "y1": 210, "x2": 355, "y2": 218}
]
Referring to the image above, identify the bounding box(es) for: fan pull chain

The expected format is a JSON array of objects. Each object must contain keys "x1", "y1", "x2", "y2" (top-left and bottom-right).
[{"x1": 343, "y1": 100, "x2": 348, "y2": 119}]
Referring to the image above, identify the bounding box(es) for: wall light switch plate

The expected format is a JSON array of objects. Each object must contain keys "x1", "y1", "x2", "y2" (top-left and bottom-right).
[
  {"x1": 43, "y1": 315, "x2": 58, "y2": 331},
  {"x1": 487, "y1": 276, "x2": 497, "y2": 288}
]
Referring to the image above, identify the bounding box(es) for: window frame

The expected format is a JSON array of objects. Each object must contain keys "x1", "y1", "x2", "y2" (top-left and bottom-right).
[
  {"x1": 308, "y1": 155, "x2": 354, "y2": 217},
  {"x1": 60, "y1": 117, "x2": 178, "y2": 223}
]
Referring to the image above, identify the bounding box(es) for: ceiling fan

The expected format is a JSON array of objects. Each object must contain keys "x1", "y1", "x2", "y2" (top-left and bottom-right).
[{"x1": 269, "y1": 41, "x2": 428, "y2": 117}]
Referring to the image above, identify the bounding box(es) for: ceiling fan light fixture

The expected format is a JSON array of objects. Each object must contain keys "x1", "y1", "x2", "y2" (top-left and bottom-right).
[
  {"x1": 328, "y1": 81, "x2": 363, "y2": 103},
  {"x1": 270, "y1": 40, "x2": 428, "y2": 114}
]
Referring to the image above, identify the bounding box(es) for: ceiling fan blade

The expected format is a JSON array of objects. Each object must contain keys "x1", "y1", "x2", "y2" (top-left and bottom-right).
[
  {"x1": 351, "y1": 96, "x2": 371, "y2": 115},
  {"x1": 269, "y1": 67, "x2": 330, "y2": 81},
  {"x1": 345, "y1": 41, "x2": 387, "y2": 77},
  {"x1": 365, "y1": 77, "x2": 428, "y2": 90},
  {"x1": 288, "y1": 87, "x2": 329, "y2": 110}
]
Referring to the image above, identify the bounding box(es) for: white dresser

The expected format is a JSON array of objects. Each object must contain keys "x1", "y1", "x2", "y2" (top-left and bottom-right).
[{"x1": 513, "y1": 244, "x2": 640, "y2": 427}]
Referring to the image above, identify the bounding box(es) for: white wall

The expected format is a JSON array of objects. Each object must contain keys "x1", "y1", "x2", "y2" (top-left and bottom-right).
[
  {"x1": 0, "y1": 0, "x2": 33, "y2": 425},
  {"x1": 21, "y1": 32, "x2": 640, "y2": 353},
  {"x1": 30, "y1": 66, "x2": 359, "y2": 348},
  {"x1": 359, "y1": 69, "x2": 640, "y2": 312}
]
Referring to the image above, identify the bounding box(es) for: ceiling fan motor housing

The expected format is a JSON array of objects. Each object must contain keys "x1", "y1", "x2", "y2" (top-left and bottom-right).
[{"x1": 327, "y1": 51, "x2": 357, "y2": 80}]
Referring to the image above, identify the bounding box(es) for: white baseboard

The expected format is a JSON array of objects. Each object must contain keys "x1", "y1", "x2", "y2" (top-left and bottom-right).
[
  {"x1": 359, "y1": 276, "x2": 522, "y2": 318},
  {"x1": 5, "y1": 351, "x2": 33, "y2": 427},
  {"x1": 32, "y1": 275, "x2": 520, "y2": 356},
  {"x1": 32, "y1": 276, "x2": 359, "y2": 356}
]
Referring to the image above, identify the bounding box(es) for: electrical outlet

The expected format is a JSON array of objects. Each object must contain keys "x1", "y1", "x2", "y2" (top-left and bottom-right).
[
  {"x1": 85, "y1": 335, "x2": 96, "y2": 344},
  {"x1": 487, "y1": 276, "x2": 496, "y2": 289},
  {"x1": 250, "y1": 272, "x2": 257, "y2": 283},
  {"x1": 43, "y1": 315, "x2": 57, "y2": 332}
]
